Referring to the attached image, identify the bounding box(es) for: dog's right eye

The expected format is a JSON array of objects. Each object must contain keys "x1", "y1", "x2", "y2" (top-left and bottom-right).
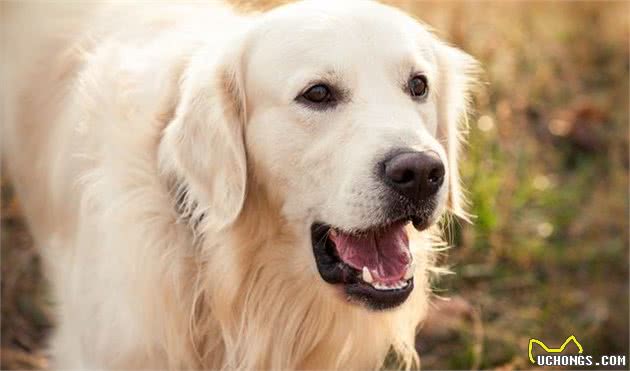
[{"x1": 298, "y1": 84, "x2": 335, "y2": 105}]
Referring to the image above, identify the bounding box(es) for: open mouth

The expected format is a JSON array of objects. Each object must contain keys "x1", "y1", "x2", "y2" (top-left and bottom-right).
[{"x1": 311, "y1": 216, "x2": 428, "y2": 310}]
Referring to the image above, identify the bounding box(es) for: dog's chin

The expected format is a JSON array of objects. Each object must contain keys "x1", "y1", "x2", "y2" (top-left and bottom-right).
[{"x1": 310, "y1": 215, "x2": 432, "y2": 311}]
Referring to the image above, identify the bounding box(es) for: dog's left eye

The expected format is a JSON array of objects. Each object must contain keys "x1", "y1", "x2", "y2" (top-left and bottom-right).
[
  {"x1": 408, "y1": 75, "x2": 429, "y2": 99},
  {"x1": 298, "y1": 84, "x2": 335, "y2": 107}
]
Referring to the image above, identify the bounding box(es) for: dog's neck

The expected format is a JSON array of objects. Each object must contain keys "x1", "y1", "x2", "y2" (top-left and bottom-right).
[{"x1": 169, "y1": 180, "x2": 425, "y2": 369}]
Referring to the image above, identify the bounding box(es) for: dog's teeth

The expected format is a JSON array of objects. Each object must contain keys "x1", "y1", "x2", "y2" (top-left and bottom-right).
[
  {"x1": 330, "y1": 229, "x2": 337, "y2": 237},
  {"x1": 371, "y1": 280, "x2": 411, "y2": 291},
  {"x1": 404, "y1": 261, "x2": 416, "y2": 280},
  {"x1": 362, "y1": 267, "x2": 373, "y2": 283}
]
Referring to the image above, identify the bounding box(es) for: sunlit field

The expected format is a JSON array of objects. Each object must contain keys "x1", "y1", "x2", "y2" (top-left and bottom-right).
[
  {"x1": 1, "y1": 1, "x2": 628, "y2": 369},
  {"x1": 404, "y1": 1, "x2": 629, "y2": 369}
]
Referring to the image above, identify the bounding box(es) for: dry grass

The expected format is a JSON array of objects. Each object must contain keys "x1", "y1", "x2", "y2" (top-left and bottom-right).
[
  {"x1": 1, "y1": 1, "x2": 628, "y2": 370},
  {"x1": 400, "y1": 1, "x2": 629, "y2": 369}
]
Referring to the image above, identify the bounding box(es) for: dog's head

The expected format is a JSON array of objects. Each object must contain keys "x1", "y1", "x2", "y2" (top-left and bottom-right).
[{"x1": 160, "y1": 0, "x2": 477, "y2": 311}]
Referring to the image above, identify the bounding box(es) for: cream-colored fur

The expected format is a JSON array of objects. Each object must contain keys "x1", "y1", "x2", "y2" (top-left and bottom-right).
[{"x1": 1, "y1": 1, "x2": 476, "y2": 369}]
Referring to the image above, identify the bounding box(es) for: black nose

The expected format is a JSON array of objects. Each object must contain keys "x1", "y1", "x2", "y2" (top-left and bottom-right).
[{"x1": 382, "y1": 151, "x2": 445, "y2": 204}]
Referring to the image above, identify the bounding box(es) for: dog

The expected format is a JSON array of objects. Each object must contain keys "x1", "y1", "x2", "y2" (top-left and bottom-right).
[{"x1": 1, "y1": 0, "x2": 477, "y2": 369}]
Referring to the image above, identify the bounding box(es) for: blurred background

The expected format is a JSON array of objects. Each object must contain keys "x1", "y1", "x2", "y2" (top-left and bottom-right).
[{"x1": 1, "y1": 1, "x2": 628, "y2": 369}]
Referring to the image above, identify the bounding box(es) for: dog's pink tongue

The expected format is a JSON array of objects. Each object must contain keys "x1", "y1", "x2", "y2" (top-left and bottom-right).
[{"x1": 330, "y1": 223, "x2": 411, "y2": 284}]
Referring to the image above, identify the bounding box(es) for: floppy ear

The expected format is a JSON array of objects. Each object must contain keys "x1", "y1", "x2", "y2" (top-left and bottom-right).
[
  {"x1": 434, "y1": 42, "x2": 478, "y2": 220},
  {"x1": 160, "y1": 45, "x2": 247, "y2": 233}
]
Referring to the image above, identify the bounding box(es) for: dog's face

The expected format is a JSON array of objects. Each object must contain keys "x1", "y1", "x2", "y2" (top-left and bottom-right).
[{"x1": 161, "y1": 1, "x2": 476, "y2": 311}]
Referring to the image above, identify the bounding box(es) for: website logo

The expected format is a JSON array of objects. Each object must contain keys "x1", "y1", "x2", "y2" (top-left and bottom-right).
[
  {"x1": 529, "y1": 335, "x2": 583, "y2": 363},
  {"x1": 528, "y1": 335, "x2": 627, "y2": 368}
]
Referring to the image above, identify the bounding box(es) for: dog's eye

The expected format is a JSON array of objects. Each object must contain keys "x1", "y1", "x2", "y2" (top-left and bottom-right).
[
  {"x1": 300, "y1": 84, "x2": 334, "y2": 104},
  {"x1": 408, "y1": 75, "x2": 429, "y2": 99}
]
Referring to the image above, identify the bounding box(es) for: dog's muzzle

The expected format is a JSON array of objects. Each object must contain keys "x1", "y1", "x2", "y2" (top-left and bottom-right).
[{"x1": 310, "y1": 149, "x2": 445, "y2": 310}]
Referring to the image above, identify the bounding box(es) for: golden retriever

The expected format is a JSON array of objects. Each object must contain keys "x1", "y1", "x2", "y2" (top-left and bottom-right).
[{"x1": 1, "y1": 0, "x2": 477, "y2": 369}]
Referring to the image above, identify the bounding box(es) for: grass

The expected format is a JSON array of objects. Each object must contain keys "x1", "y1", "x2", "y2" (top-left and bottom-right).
[
  {"x1": 400, "y1": 1, "x2": 629, "y2": 369},
  {"x1": 1, "y1": 1, "x2": 629, "y2": 370}
]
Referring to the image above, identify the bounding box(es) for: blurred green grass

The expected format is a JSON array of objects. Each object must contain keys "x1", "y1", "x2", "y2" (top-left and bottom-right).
[
  {"x1": 397, "y1": 1, "x2": 629, "y2": 369},
  {"x1": 1, "y1": 1, "x2": 629, "y2": 370}
]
